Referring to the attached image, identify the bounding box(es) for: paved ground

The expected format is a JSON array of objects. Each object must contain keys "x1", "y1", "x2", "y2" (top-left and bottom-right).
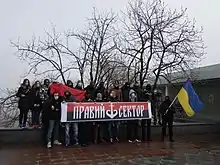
[{"x1": 1, "y1": 134, "x2": 220, "y2": 165}]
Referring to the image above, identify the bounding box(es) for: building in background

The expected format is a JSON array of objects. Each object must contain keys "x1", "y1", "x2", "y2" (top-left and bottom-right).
[{"x1": 157, "y1": 63, "x2": 220, "y2": 123}]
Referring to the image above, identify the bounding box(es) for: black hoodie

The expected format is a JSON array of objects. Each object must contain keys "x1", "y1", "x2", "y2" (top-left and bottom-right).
[
  {"x1": 121, "y1": 82, "x2": 130, "y2": 102},
  {"x1": 45, "y1": 96, "x2": 62, "y2": 120}
]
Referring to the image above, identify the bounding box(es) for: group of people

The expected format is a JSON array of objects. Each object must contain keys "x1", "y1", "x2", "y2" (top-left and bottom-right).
[{"x1": 16, "y1": 78, "x2": 175, "y2": 149}]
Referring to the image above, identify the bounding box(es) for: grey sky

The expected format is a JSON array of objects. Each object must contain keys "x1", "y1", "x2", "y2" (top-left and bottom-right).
[{"x1": 0, "y1": 0, "x2": 219, "y2": 88}]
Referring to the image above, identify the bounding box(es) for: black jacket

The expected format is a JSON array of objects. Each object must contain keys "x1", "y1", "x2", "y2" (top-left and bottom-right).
[
  {"x1": 85, "y1": 85, "x2": 96, "y2": 101},
  {"x1": 16, "y1": 85, "x2": 31, "y2": 109},
  {"x1": 44, "y1": 97, "x2": 62, "y2": 120},
  {"x1": 159, "y1": 100, "x2": 175, "y2": 118},
  {"x1": 30, "y1": 87, "x2": 44, "y2": 108},
  {"x1": 64, "y1": 95, "x2": 76, "y2": 102},
  {"x1": 108, "y1": 96, "x2": 119, "y2": 102},
  {"x1": 132, "y1": 86, "x2": 142, "y2": 101},
  {"x1": 95, "y1": 86, "x2": 107, "y2": 100},
  {"x1": 121, "y1": 85, "x2": 130, "y2": 102}
]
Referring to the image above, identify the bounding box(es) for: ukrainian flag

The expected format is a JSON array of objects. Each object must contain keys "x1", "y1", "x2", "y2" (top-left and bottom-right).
[{"x1": 177, "y1": 80, "x2": 204, "y2": 117}]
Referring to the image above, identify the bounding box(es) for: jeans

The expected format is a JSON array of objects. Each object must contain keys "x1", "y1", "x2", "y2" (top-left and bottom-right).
[
  {"x1": 47, "y1": 120, "x2": 59, "y2": 143},
  {"x1": 65, "y1": 123, "x2": 78, "y2": 145},
  {"x1": 19, "y1": 108, "x2": 29, "y2": 127},
  {"x1": 108, "y1": 121, "x2": 120, "y2": 139},
  {"x1": 32, "y1": 107, "x2": 41, "y2": 125}
]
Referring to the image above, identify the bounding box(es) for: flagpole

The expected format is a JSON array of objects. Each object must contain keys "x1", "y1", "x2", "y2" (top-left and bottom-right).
[{"x1": 165, "y1": 95, "x2": 177, "y2": 114}]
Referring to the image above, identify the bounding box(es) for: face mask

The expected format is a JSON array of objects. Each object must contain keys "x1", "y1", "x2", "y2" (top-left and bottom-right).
[
  {"x1": 25, "y1": 82, "x2": 29, "y2": 86},
  {"x1": 36, "y1": 84, "x2": 40, "y2": 88},
  {"x1": 54, "y1": 96, "x2": 59, "y2": 100},
  {"x1": 65, "y1": 93, "x2": 70, "y2": 97}
]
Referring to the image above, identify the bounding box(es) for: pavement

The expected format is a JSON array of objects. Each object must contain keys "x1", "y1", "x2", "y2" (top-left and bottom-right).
[{"x1": 1, "y1": 134, "x2": 220, "y2": 165}]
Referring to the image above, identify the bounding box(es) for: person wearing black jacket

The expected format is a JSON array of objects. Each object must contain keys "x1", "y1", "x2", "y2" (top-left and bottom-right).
[
  {"x1": 93, "y1": 93, "x2": 106, "y2": 144},
  {"x1": 66, "y1": 80, "x2": 74, "y2": 88},
  {"x1": 42, "y1": 79, "x2": 51, "y2": 103},
  {"x1": 85, "y1": 81, "x2": 96, "y2": 101},
  {"x1": 16, "y1": 79, "x2": 31, "y2": 128},
  {"x1": 96, "y1": 82, "x2": 107, "y2": 100},
  {"x1": 159, "y1": 96, "x2": 175, "y2": 142},
  {"x1": 30, "y1": 81, "x2": 44, "y2": 128},
  {"x1": 108, "y1": 91, "x2": 120, "y2": 143},
  {"x1": 45, "y1": 92, "x2": 62, "y2": 148},
  {"x1": 140, "y1": 84, "x2": 152, "y2": 142},
  {"x1": 121, "y1": 82, "x2": 130, "y2": 102}
]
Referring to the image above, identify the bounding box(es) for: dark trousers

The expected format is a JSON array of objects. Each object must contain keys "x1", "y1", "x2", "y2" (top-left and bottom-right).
[
  {"x1": 19, "y1": 108, "x2": 29, "y2": 126},
  {"x1": 42, "y1": 120, "x2": 49, "y2": 146},
  {"x1": 141, "y1": 119, "x2": 151, "y2": 141},
  {"x1": 127, "y1": 120, "x2": 139, "y2": 141},
  {"x1": 162, "y1": 117, "x2": 173, "y2": 140},
  {"x1": 32, "y1": 107, "x2": 41, "y2": 125},
  {"x1": 92, "y1": 122, "x2": 105, "y2": 144},
  {"x1": 78, "y1": 122, "x2": 89, "y2": 145}
]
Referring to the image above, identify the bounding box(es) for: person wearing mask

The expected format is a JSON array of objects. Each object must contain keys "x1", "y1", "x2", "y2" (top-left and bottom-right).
[
  {"x1": 132, "y1": 82, "x2": 142, "y2": 101},
  {"x1": 159, "y1": 96, "x2": 175, "y2": 142},
  {"x1": 30, "y1": 81, "x2": 44, "y2": 128},
  {"x1": 41, "y1": 79, "x2": 51, "y2": 146},
  {"x1": 85, "y1": 81, "x2": 96, "y2": 101},
  {"x1": 111, "y1": 80, "x2": 122, "y2": 101},
  {"x1": 66, "y1": 80, "x2": 74, "y2": 88},
  {"x1": 140, "y1": 84, "x2": 152, "y2": 142},
  {"x1": 108, "y1": 90, "x2": 120, "y2": 143},
  {"x1": 127, "y1": 89, "x2": 141, "y2": 143},
  {"x1": 16, "y1": 79, "x2": 31, "y2": 128},
  {"x1": 93, "y1": 93, "x2": 106, "y2": 144},
  {"x1": 63, "y1": 90, "x2": 78, "y2": 147},
  {"x1": 42, "y1": 79, "x2": 51, "y2": 102},
  {"x1": 121, "y1": 82, "x2": 130, "y2": 102},
  {"x1": 46, "y1": 92, "x2": 62, "y2": 148},
  {"x1": 75, "y1": 80, "x2": 83, "y2": 90},
  {"x1": 96, "y1": 82, "x2": 107, "y2": 100}
]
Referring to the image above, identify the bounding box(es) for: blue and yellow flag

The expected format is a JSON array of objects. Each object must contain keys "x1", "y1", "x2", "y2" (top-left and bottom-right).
[{"x1": 177, "y1": 79, "x2": 204, "y2": 117}]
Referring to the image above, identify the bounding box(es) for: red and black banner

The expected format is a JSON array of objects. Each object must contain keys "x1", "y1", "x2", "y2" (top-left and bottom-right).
[{"x1": 61, "y1": 102, "x2": 152, "y2": 122}]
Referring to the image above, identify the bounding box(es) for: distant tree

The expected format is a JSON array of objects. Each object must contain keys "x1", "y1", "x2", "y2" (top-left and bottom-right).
[
  {"x1": 12, "y1": 26, "x2": 79, "y2": 85},
  {"x1": 0, "y1": 89, "x2": 18, "y2": 127},
  {"x1": 117, "y1": 0, "x2": 205, "y2": 89},
  {"x1": 67, "y1": 8, "x2": 119, "y2": 87}
]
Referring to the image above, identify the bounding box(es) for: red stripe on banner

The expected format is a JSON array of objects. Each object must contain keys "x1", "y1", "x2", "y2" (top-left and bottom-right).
[{"x1": 66, "y1": 102, "x2": 149, "y2": 112}]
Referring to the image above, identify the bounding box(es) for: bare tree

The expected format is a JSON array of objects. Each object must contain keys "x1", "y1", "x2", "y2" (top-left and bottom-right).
[
  {"x1": 0, "y1": 89, "x2": 19, "y2": 127},
  {"x1": 68, "y1": 9, "x2": 119, "y2": 87},
  {"x1": 117, "y1": 0, "x2": 205, "y2": 89},
  {"x1": 12, "y1": 27, "x2": 80, "y2": 84}
]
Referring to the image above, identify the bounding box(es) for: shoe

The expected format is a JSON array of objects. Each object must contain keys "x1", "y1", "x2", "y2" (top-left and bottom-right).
[
  {"x1": 54, "y1": 140, "x2": 62, "y2": 145},
  {"x1": 47, "y1": 142, "x2": 52, "y2": 148},
  {"x1": 65, "y1": 144, "x2": 70, "y2": 147},
  {"x1": 128, "y1": 140, "x2": 133, "y2": 143},
  {"x1": 115, "y1": 137, "x2": 119, "y2": 142},
  {"x1": 100, "y1": 139, "x2": 106, "y2": 144},
  {"x1": 110, "y1": 138, "x2": 113, "y2": 144},
  {"x1": 135, "y1": 139, "x2": 141, "y2": 143},
  {"x1": 81, "y1": 144, "x2": 88, "y2": 147}
]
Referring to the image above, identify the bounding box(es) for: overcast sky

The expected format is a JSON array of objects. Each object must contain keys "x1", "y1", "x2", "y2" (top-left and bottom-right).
[{"x1": 0, "y1": 0, "x2": 219, "y2": 88}]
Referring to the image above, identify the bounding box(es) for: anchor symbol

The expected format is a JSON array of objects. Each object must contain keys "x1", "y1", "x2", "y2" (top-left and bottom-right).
[{"x1": 106, "y1": 103, "x2": 118, "y2": 119}]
